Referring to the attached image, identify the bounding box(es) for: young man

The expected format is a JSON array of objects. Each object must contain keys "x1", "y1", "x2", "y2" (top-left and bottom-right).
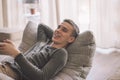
[{"x1": 0, "y1": 19, "x2": 79, "y2": 80}]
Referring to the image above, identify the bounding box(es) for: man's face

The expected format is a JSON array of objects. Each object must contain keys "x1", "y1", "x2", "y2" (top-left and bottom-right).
[{"x1": 52, "y1": 22, "x2": 75, "y2": 45}]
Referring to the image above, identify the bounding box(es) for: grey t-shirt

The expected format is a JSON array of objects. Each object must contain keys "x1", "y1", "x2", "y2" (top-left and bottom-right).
[{"x1": 13, "y1": 42, "x2": 68, "y2": 80}]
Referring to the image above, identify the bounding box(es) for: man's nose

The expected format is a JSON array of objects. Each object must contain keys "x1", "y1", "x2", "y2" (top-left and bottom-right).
[{"x1": 56, "y1": 28, "x2": 61, "y2": 32}]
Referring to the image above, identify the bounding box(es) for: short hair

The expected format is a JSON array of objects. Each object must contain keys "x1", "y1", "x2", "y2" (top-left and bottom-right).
[{"x1": 63, "y1": 19, "x2": 80, "y2": 38}]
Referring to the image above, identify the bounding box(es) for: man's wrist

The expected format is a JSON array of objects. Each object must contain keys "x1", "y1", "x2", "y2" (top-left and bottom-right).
[{"x1": 11, "y1": 50, "x2": 21, "y2": 58}]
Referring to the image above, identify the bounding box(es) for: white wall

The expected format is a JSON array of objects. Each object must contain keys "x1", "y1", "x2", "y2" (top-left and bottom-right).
[{"x1": 90, "y1": 0, "x2": 120, "y2": 48}]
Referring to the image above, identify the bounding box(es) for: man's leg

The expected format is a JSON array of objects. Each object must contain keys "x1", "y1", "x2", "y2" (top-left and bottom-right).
[{"x1": 0, "y1": 62, "x2": 20, "y2": 80}]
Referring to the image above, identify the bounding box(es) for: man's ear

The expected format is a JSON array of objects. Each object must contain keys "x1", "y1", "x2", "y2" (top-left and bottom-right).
[{"x1": 68, "y1": 37, "x2": 75, "y2": 43}]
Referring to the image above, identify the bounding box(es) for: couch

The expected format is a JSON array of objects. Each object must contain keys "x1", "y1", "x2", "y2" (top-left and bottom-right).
[
  {"x1": 18, "y1": 21, "x2": 96, "y2": 80},
  {"x1": 18, "y1": 21, "x2": 120, "y2": 80}
]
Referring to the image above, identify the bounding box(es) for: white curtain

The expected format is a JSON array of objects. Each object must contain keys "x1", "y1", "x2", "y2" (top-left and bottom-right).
[
  {"x1": 40, "y1": 0, "x2": 120, "y2": 48},
  {"x1": 57, "y1": 0, "x2": 79, "y2": 24},
  {"x1": 40, "y1": 0, "x2": 79, "y2": 30},
  {"x1": 90, "y1": 0, "x2": 120, "y2": 48},
  {"x1": 0, "y1": 0, "x2": 24, "y2": 29},
  {"x1": 40, "y1": 0, "x2": 58, "y2": 30}
]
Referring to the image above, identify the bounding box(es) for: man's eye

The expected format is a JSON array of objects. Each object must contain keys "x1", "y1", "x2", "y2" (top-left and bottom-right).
[
  {"x1": 62, "y1": 28, "x2": 68, "y2": 32},
  {"x1": 57, "y1": 25, "x2": 60, "y2": 29}
]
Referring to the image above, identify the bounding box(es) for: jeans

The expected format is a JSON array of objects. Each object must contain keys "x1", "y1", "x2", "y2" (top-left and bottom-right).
[{"x1": 0, "y1": 62, "x2": 20, "y2": 80}]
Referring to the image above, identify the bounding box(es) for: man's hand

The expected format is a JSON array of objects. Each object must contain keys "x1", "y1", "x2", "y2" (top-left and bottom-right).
[{"x1": 0, "y1": 39, "x2": 20, "y2": 58}]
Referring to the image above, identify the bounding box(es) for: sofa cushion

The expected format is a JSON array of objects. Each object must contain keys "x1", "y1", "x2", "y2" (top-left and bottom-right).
[
  {"x1": 19, "y1": 21, "x2": 38, "y2": 53},
  {"x1": 66, "y1": 31, "x2": 95, "y2": 67}
]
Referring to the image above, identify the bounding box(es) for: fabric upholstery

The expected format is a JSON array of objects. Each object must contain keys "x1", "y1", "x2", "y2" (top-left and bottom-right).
[
  {"x1": 19, "y1": 21, "x2": 38, "y2": 53},
  {"x1": 19, "y1": 21, "x2": 96, "y2": 80}
]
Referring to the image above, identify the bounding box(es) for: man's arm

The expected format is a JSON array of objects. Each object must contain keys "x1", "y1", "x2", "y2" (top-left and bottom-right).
[
  {"x1": 37, "y1": 24, "x2": 53, "y2": 41},
  {"x1": 15, "y1": 48, "x2": 68, "y2": 80}
]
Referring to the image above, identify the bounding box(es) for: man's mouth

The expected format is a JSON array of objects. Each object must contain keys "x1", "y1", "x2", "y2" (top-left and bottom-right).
[{"x1": 54, "y1": 33, "x2": 61, "y2": 38}]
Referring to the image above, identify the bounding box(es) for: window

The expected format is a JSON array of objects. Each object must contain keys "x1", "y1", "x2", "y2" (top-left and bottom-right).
[{"x1": 23, "y1": 0, "x2": 41, "y2": 24}]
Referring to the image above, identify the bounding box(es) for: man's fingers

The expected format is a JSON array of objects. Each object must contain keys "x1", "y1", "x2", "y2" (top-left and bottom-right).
[
  {"x1": 3, "y1": 39, "x2": 15, "y2": 46},
  {"x1": 3, "y1": 39, "x2": 12, "y2": 43}
]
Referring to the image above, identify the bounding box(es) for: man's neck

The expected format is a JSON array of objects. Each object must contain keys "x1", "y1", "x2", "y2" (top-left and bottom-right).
[{"x1": 50, "y1": 42, "x2": 66, "y2": 49}]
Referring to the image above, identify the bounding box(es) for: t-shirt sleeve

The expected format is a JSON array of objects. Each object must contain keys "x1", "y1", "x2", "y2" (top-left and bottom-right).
[
  {"x1": 37, "y1": 24, "x2": 53, "y2": 41},
  {"x1": 15, "y1": 48, "x2": 68, "y2": 80}
]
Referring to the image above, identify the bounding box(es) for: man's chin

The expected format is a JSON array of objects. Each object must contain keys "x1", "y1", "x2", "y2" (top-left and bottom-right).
[
  {"x1": 52, "y1": 39, "x2": 60, "y2": 44},
  {"x1": 52, "y1": 37, "x2": 59, "y2": 41}
]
